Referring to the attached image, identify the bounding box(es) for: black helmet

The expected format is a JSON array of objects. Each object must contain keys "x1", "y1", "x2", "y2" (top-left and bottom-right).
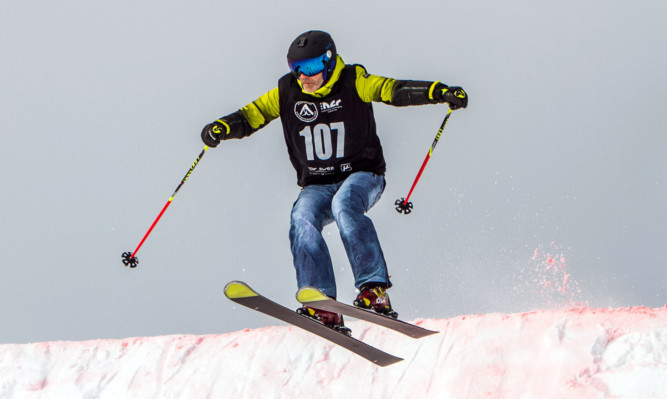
[{"x1": 287, "y1": 30, "x2": 337, "y2": 81}]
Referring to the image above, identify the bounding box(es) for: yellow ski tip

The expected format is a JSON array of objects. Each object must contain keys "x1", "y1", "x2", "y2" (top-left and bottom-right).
[
  {"x1": 224, "y1": 281, "x2": 259, "y2": 299},
  {"x1": 296, "y1": 286, "x2": 329, "y2": 303}
]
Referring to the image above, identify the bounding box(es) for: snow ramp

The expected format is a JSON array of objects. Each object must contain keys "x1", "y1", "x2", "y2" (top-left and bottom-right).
[{"x1": 0, "y1": 306, "x2": 665, "y2": 398}]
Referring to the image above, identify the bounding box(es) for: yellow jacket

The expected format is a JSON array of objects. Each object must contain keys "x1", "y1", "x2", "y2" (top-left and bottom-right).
[{"x1": 216, "y1": 55, "x2": 444, "y2": 139}]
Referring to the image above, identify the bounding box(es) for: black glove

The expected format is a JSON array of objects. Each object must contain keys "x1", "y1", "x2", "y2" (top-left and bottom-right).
[
  {"x1": 200, "y1": 120, "x2": 227, "y2": 148},
  {"x1": 433, "y1": 83, "x2": 468, "y2": 110}
]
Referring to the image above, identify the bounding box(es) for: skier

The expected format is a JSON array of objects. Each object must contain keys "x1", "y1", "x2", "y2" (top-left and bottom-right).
[{"x1": 202, "y1": 30, "x2": 467, "y2": 334}]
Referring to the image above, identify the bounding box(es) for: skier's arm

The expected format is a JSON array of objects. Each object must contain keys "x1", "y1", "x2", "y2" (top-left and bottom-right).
[
  {"x1": 354, "y1": 65, "x2": 468, "y2": 109},
  {"x1": 201, "y1": 87, "x2": 280, "y2": 147}
]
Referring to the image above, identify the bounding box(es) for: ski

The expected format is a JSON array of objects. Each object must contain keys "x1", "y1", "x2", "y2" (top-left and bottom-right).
[
  {"x1": 297, "y1": 287, "x2": 438, "y2": 339},
  {"x1": 224, "y1": 281, "x2": 403, "y2": 367}
]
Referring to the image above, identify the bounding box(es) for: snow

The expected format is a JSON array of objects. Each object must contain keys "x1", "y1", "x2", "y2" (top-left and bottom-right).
[{"x1": 1, "y1": 307, "x2": 666, "y2": 399}]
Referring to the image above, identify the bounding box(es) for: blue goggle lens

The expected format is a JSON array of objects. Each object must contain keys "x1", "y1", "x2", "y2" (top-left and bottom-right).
[{"x1": 288, "y1": 52, "x2": 330, "y2": 77}]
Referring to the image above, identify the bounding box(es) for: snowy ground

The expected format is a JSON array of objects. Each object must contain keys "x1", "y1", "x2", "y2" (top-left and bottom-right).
[{"x1": 1, "y1": 306, "x2": 665, "y2": 399}]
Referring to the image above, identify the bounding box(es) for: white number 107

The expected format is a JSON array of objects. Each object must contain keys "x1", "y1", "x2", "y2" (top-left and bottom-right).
[{"x1": 299, "y1": 122, "x2": 345, "y2": 161}]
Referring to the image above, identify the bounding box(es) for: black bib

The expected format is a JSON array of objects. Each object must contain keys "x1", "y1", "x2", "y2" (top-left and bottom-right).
[{"x1": 278, "y1": 65, "x2": 386, "y2": 187}]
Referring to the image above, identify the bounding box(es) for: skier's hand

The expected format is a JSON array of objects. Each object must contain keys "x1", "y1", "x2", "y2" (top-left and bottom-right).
[
  {"x1": 200, "y1": 120, "x2": 228, "y2": 148},
  {"x1": 433, "y1": 83, "x2": 468, "y2": 110}
]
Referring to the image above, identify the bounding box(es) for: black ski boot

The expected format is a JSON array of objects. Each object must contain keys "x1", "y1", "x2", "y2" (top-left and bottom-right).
[
  {"x1": 297, "y1": 306, "x2": 352, "y2": 336},
  {"x1": 353, "y1": 285, "x2": 399, "y2": 319}
]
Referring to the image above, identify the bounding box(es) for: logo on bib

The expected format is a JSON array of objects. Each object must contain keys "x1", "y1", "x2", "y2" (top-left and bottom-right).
[
  {"x1": 321, "y1": 99, "x2": 342, "y2": 113},
  {"x1": 295, "y1": 101, "x2": 318, "y2": 122}
]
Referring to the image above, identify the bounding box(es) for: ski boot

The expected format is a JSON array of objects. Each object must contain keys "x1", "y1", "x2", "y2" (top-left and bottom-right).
[
  {"x1": 353, "y1": 285, "x2": 399, "y2": 319},
  {"x1": 297, "y1": 306, "x2": 352, "y2": 337}
]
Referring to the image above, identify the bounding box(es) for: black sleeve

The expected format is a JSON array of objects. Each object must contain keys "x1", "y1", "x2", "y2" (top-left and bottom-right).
[
  {"x1": 216, "y1": 111, "x2": 256, "y2": 140},
  {"x1": 390, "y1": 80, "x2": 441, "y2": 106}
]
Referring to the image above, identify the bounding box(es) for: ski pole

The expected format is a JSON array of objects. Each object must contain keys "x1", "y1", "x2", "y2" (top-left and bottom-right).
[
  {"x1": 395, "y1": 108, "x2": 453, "y2": 214},
  {"x1": 122, "y1": 146, "x2": 209, "y2": 268}
]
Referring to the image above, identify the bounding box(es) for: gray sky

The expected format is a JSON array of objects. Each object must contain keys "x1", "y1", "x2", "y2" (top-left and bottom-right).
[{"x1": 1, "y1": 0, "x2": 665, "y2": 344}]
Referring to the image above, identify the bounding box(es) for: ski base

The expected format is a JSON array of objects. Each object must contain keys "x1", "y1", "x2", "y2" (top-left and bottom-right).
[
  {"x1": 224, "y1": 281, "x2": 403, "y2": 367},
  {"x1": 297, "y1": 287, "x2": 438, "y2": 339}
]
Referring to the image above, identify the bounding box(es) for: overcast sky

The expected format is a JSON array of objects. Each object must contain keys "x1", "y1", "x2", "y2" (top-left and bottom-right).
[{"x1": 1, "y1": 0, "x2": 665, "y2": 344}]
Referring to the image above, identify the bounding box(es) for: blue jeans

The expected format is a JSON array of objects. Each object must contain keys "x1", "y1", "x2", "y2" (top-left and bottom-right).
[{"x1": 289, "y1": 172, "x2": 390, "y2": 299}]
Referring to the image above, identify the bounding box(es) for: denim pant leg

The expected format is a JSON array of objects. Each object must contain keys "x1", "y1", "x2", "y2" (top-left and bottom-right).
[
  {"x1": 289, "y1": 185, "x2": 338, "y2": 298},
  {"x1": 331, "y1": 172, "x2": 391, "y2": 290}
]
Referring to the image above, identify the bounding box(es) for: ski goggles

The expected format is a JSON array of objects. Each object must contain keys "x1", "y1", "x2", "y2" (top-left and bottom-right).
[{"x1": 288, "y1": 51, "x2": 332, "y2": 77}]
